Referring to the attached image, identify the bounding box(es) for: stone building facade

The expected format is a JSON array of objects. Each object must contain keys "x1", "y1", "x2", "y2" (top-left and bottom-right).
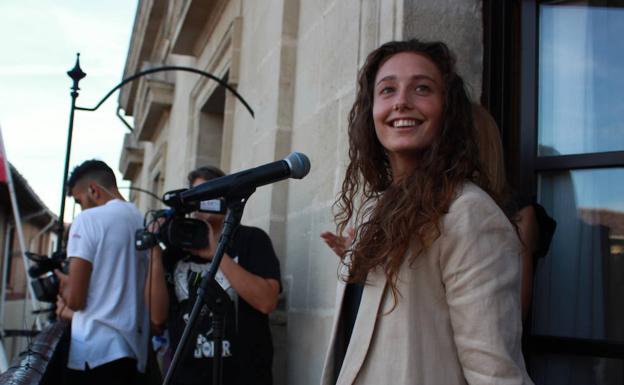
[{"x1": 117, "y1": 1, "x2": 484, "y2": 384}]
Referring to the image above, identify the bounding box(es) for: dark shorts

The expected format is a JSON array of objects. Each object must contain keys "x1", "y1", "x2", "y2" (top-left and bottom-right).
[{"x1": 66, "y1": 357, "x2": 140, "y2": 385}]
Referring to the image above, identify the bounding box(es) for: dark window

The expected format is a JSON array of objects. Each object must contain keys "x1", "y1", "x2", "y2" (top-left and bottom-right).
[
  {"x1": 197, "y1": 71, "x2": 227, "y2": 169},
  {"x1": 485, "y1": 1, "x2": 624, "y2": 383}
]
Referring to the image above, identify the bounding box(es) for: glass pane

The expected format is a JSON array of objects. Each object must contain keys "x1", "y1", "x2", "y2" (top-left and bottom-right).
[
  {"x1": 538, "y1": 2, "x2": 624, "y2": 156},
  {"x1": 529, "y1": 353, "x2": 623, "y2": 385},
  {"x1": 533, "y1": 168, "x2": 624, "y2": 344}
]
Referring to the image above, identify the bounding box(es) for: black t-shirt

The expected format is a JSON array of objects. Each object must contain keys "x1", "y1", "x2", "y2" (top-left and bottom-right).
[{"x1": 164, "y1": 225, "x2": 281, "y2": 385}]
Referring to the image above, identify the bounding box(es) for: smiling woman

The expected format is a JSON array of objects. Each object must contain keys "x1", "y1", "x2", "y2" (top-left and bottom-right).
[
  {"x1": 320, "y1": 39, "x2": 534, "y2": 385},
  {"x1": 372, "y1": 51, "x2": 444, "y2": 177}
]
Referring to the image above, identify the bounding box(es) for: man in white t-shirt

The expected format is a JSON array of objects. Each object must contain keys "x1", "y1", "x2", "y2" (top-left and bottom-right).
[{"x1": 55, "y1": 159, "x2": 148, "y2": 385}]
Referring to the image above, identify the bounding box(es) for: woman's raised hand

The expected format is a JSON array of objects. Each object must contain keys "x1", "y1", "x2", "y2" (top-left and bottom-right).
[{"x1": 320, "y1": 227, "x2": 355, "y2": 258}]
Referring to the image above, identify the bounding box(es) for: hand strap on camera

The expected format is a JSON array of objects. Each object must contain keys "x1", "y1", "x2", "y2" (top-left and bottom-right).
[{"x1": 163, "y1": 190, "x2": 253, "y2": 385}]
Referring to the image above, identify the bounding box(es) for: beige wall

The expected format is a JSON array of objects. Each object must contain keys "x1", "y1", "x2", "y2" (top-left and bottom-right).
[{"x1": 120, "y1": 1, "x2": 483, "y2": 384}]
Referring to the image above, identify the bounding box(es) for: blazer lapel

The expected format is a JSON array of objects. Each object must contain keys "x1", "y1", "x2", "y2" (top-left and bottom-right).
[
  {"x1": 320, "y1": 267, "x2": 348, "y2": 385},
  {"x1": 336, "y1": 268, "x2": 388, "y2": 385}
]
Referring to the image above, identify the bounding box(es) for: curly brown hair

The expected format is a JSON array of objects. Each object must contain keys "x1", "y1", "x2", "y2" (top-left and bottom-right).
[{"x1": 335, "y1": 39, "x2": 489, "y2": 305}]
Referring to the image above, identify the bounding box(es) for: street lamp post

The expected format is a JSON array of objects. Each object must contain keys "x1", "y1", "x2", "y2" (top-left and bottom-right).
[{"x1": 56, "y1": 54, "x2": 86, "y2": 253}]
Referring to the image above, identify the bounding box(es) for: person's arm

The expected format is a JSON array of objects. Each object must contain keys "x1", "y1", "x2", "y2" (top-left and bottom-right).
[
  {"x1": 191, "y1": 224, "x2": 280, "y2": 315},
  {"x1": 218, "y1": 256, "x2": 279, "y2": 314},
  {"x1": 145, "y1": 247, "x2": 170, "y2": 334},
  {"x1": 440, "y1": 193, "x2": 532, "y2": 384},
  {"x1": 515, "y1": 205, "x2": 539, "y2": 321},
  {"x1": 55, "y1": 257, "x2": 92, "y2": 311},
  {"x1": 55, "y1": 215, "x2": 95, "y2": 312}
]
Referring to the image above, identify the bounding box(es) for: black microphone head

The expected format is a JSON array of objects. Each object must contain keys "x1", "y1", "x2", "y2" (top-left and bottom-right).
[{"x1": 284, "y1": 152, "x2": 310, "y2": 179}]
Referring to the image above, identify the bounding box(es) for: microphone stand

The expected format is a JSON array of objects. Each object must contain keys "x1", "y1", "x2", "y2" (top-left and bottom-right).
[
  {"x1": 205, "y1": 277, "x2": 231, "y2": 385},
  {"x1": 163, "y1": 192, "x2": 253, "y2": 385}
]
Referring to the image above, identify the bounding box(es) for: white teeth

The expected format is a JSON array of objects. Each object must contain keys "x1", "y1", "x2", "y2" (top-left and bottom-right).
[{"x1": 393, "y1": 119, "x2": 418, "y2": 128}]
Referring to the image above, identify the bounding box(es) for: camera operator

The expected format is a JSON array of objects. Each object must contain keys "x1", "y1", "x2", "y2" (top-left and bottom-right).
[
  {"x1": 147, "y1": 165, "x2": 282, "y2": 385},
  {"x1": 54, "y1": 159, "x2": 149, "y2": 385}
]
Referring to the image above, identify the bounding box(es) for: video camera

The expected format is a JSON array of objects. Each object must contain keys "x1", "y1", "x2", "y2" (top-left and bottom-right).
[
  {"x1": 27, "y1": 250, "x2": 68, "y2": 303},
  {"x1": 134, "y1": 194, "x2": 227, "y2": 252}
]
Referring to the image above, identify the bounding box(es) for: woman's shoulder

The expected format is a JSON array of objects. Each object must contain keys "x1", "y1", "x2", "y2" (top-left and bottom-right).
[
  {"x1": 440, "y1": 182, "x2": 519, "y2": 248},
  {"x1": 444, "y1": 182, "x2": 512, "y2": 230},
  {"x1": 450, "y1": 181, "x2": 501, "y2": 213}
]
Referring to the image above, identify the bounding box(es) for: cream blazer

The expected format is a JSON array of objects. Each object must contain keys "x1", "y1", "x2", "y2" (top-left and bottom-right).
[{"x1": 320, "y1": 183, "x2": 534, "y2": 385}]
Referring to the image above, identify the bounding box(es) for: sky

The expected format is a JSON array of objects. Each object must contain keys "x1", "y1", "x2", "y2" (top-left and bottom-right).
[{"x1": 0, "y1": 0, "x2": 138, "y2": 221}]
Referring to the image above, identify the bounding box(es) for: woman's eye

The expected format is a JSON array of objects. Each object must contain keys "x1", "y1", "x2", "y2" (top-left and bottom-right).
[
  {"x1": 379, "y1": 86, "x2": 395, "y2": 95},
  {"x1": 415, "y1": 84, "x2": 431, "y2": 93}
]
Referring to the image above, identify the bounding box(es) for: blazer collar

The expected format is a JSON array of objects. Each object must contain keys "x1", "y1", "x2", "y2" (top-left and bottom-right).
[{"x1": 336, "y1": 267, "x2": 387, "y2": 385}]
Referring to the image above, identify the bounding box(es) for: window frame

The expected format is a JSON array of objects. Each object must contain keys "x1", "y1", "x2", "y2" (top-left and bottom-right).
[{"x1": 483, "y1": 0, "x2": 624, "y2": 361}]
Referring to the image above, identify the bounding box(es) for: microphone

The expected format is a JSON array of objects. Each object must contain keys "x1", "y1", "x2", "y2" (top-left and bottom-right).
[{"x1": 163, "y1": 152, "x2": 310, "y2": 207}]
